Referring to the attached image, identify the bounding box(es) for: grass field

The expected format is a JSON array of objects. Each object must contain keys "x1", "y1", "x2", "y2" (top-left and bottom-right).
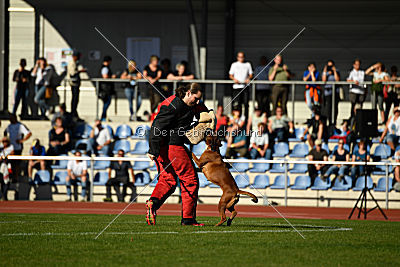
[{"x1": 1, "y1": 213, "x2": 399, "y2": 266}]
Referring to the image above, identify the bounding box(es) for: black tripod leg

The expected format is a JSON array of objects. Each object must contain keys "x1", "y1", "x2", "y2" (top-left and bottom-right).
[
  {"x1": 348, "y1": 190, "x2": 364, "y2": 219},
  {"x1": 357, "y1": 189, "x2": 366, "y2": 219},
  {"x1": 367, "y1": 189, "x2": 388, "y2": 220}
]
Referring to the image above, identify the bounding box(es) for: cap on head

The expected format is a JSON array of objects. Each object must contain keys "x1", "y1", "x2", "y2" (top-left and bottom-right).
[{"x1": 315, "y1": 139, "x2": 322, "y2": 146}]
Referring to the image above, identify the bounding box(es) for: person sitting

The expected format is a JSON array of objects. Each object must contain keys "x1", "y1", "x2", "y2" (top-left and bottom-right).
[
  {"x1": 303, "y1": 62, "x2": 321, "y2": 113},
  {"x1": 89, "y1": 120, "x2": 112, "y2": 156},
  {"x1": 225, "y1": 123, "x2": 247, "y2": 158},
  {"x1": 51, "y1": 103, "x2": 74, "y2": 133},
  {"x1": 268, "y1": 106, "x2": 294, "y2": 142},
  {"x1": 0, "y1": 137, "x2": 14, "y2": 201},
  {"x1": 228, "y1": 105, "x2": 246, "y2": 130},
  {"x1": 215, "y1": 105, "x2": 228, "y2": 140},
  {"x1": 103, "y1": 149, "x2": 136, "y2": 202},
  {"x1": 28, "y1": 139, "x2": 46, "y2": 181},
  {"x1": 393, "y1": 151, "x2": 400, "y2": 192},
  {"x1": 380, "y1": 106, "x2": 400, "y2": 154},
  {"x1": 301, "y1": 106, "x2": 328, "y2": 148},
  {"x1": 66, "y1": 151, "x2": 88, "y2": 202},
  {"x1": 350, "y1": 139, "x2": 370, "y2": 184},
  {"x1": 47, "y1": 117, "x2": 70, "y2": 156},
  {"x1": 249, "y1": 123, "x2": 271, "y2": 160},
  {"x1": 307, "y1": 139, "x2": 329, "y2": 183},
  {"x1": 322, "y1": 139, "x2": 350, "y2": 182},
  {"x1": 246, "y1": 105, "x2": 267, "y2": 135}
]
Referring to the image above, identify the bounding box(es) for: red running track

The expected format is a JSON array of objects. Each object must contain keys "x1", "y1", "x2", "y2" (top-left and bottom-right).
[{"x1": 1, "y1": 201, "x2": 400, "y2": 221}]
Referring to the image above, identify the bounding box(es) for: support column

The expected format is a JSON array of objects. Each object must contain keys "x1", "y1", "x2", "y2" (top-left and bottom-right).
[{"x1": 0, "y1": 0, "x2": 9, "y2": 114}]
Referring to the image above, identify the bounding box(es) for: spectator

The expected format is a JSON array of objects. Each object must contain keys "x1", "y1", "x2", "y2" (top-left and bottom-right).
[
  {"x1": 160, "y1": 58, "x2": 173, "y2": 97},
  {"x1": 366, "y1": 62, "x2": 390, "y2": 124},
  {"x1": 254, "y1": 56, "x2": 271, "y2": 116},
  {"x1": 120, "y1": 60, "x2": 142, "y2": 121},
  {"x1": 229, "y1": 51, "x2": 253, "y2": 118},
  {"x1": 215, "y1": 105, "x2": 228, "y2": 139},
  {"x1": 225, "y1": 124, "x2": 247, "y2": 158},
  {"x1": 379, "y1": 106, "x2": 400, "y2": 153},
  {"x1": 4, "y1": 113, "x2": 32, "y2": 155},
  {"x1": 103, "y1": 149, "x2": 136, "y2": 202},
  {"x1": 67, "y1": 50, "x2": 86, "y2": 120},
  {"x1": 393, "y1": 151, "x2": 400, "y2": 192},
  {"x1": 268, "y1": 106, "x2": 294, "y2": 143},
  {"x1": 269, "y1": 54, "x2": 290, "y2": 115},
  {"x1": 301, "y1": 106, "x2": 328, "y2": 148},
  {"x1": 384, "y1": 66, "x2": 400, "y2": 122},
  {"x1": 12, "y1": 58, "x2": 30, "y2": 117},
  {"x1": 347, "y1": 59, "x2": 366, "y2": 118},
  {"x1": 31, "y1": 57, "x2": 47, "y2": 117},
  {"x1": 228, "y1": 105, "x2": 246, "y2": 129},
  {"x1": 249, "y1": 123, "x2": 271, "y2": 160},
  {"x1": 322, "y1": 139, "x2": 350, "y2": 182},
  {"x1": 303, "y1": 62, "x2": 321, "y2": 114},
  {"x1": 167, "y1": 63, "x2": 195, "y2": 85},
  {"x1": 322, "y1": 60, "x2": 340, "y2": 126},
  {"x1": 307, "y1": 139, "x2": 329, "y2": 183},
  {"x1": 0, "y1": 137, "x2": 14, "y2": 201},
  {"x1": 51, "y1": 103, "x2": 74, "y2": 133},
  {"x1": 66, "y1": 151, "x2": 88, "y2": 202},
  {"x1": 89, "y1": 120, "x2": 112, "y2": 156},
  {"x1": 47, "y1": 117, "x2": 70, "y2": 156},
  {"x1": 246, "y1": 105, "x2": 267, "y2": 135},
  {"x1": 143, "y1": 55, "x2": 163, "y2": 113},
  {"x1": 99, "y1": 56, "x2": 116, "y2": 122},
  {"x1": 350, "y1": 139, "x2": 370, "y2": 184},
  {"x1": 28, "y1": 139, "x2": 46, "y2": 181}
]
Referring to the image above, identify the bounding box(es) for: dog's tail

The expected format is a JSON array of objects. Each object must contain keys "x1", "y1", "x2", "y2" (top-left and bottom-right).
[{"x1": 237, "y1": 190, "x2": 258, "y2": 203}]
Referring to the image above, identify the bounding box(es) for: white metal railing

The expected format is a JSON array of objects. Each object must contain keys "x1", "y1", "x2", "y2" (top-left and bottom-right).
[{"x1": 6, "y1": 155, "x2": 397, "y2": 209}]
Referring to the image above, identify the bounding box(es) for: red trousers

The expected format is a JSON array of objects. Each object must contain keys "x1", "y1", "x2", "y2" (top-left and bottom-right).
[{"x1": 151, "y1": 145, "x2": 199, "y2": 219}]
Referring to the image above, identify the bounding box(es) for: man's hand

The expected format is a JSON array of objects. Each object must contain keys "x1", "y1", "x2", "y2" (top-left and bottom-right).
[
  {"x1": 273, "y1": 64, "x2": 279, "y2": 70},
  {"x1": 147, "y1": 153, "x2": 156, "y2": 161},
  {"x1": 233, "y1": 79, "x2": 240, "y2": 84},
  {"x1": 97, "y1": 145, "x2": 102, "y2": 150}
]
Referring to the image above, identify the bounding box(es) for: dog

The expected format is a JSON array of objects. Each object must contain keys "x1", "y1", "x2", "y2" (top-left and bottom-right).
[{"x1": 192, "y1": 134, "x2": 258, "y2": 226}]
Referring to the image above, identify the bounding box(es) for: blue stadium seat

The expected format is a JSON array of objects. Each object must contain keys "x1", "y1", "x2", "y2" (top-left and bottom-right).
[
  {"x1": 93, "y1": 172, "x2": 109, "y2": 186},
  {"x1": 209, "y1": 183, "x2": 220, "y2": 188},
  {"x1": 93, "y1": 157, "x2": 111, "y2": 170},
  {"x1": 288, "y1": 128, "x2": 306, "y2": 142},
  {"x1": 149, "y1": 164, "x2": 157, "y2": 171},
  {"x1": 291, "y1": 175, "x2": 311, "y2": 190},
  {"x1": 289, "y1": 143, "x2": 309, "y2": 158},
  {"x1": 331, "y1": 175, "x2": 352, "y2": 191},
  {"x1": 249, "y1": 162, "x2": 270, "y2": 173},
  {"x1": 74, "y1": 123, "x2": 92, "y2": 139},
  {"x1": 234, "y1": 174, "x2": 250, "y2": 188},
  {"x1": 113, "y1": 140, "x2": 131, "y2": 154},
  {"x1": 132, "y1": 160, "x2": 151, "y2": 171},
  {"x1": 230, "y1": 158, "x2": 249, "y2": 172},
  {"x1": 220, "y1": 141, "x2": 227, "y2": 157},
  {"x1": 132, "y1": 125, "x2": 150, "y2": 140},
  {"x1": 321, "y1": 143, "x2": 330, "y2": 154},
  {"x1": 373, "y1": 144, "x2": 391, "y2": 160},
  {"x1": 252, "y1": 174, "x2": 269, "y2": 189},
  {"x1": 134, "y1": 172, "x2": 151, "y2": 186},
  {"x1": 34, "y1": 170, "x2": 51, "y2": 184},
  {"x1": 198, "y1": 173, "x2": 210, "y2": 188},
  {"x1": 269, "y1": 163, "x2": 286, "y2": 173},
  {"x1": 374, "y1": 177, "x2": 393, "y2": 192},
  {"x1": 130, "y1": 140, "x2": 149, "y2": 155},
  {"x1": 372, "y1": 161, "x2": 393, "y2": 175},
  {"x1": 272, "y1": 142, "x2": 289, "y2": 157},
  {"x1": 51, "y1": 154, "x2": 69, "y2": 170},
  {"x1": 353, "y1": 176, "x2": 373, "y2": 191},
  {"x1": 270, "y1": 175, "x2": 290, "y2": 189},
  {"x1": 290, "y1": 163, "x2": 307, "y2": 174},
  {"x1": 53, "y1": 170, "x2": 68, "y2": 185},
  {"x1": 149, "y1": 175, "x2": 158, "y2": 187},
  {"x1": 73, "y1": 139, "x2": 94, "y2": 155},
  {"x1": 193, "y1": 141, "x2": 206, "y2": 156},
  {"x1": 311, "y1": 176, "x2": 331, "y2": 190},
  {"x1": 115, "y1": 124, "x2": 133, "y2": 139}
]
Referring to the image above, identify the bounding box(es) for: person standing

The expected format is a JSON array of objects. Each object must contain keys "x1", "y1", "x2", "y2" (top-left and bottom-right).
[
  {"x1": 146, "y1": 83, "x2": 207, "y2": 226},
  {"x1": 160, "y1": 58, "x2": 173, "y2": 97},
  {"x1": 254, "y1": 56, "x2": 271, "y2": 116},
  {"x1": 229, "y1": 51, "x2": 253, "y2": 118},
  {"x1": 269, "y1": 54, "x2": 291, "y2": 115},
  {"x1": 303, "y1": 62, "x2": 321, "y2": 114},
  {"x1": 12, "y1": 58, "x2": 30, "y2": 117},
  {"x1": 67, "y1": 51, "x2": 86, "y2": 120},
  {"x1": 120, "y1": 60, "x2": 142, "y2": 121},
  {"x1": 143, "y1": 55, "x2": 163, "y2": 113},
  {"x1": 347, "y1": 59, "x2": 366, "y2": 118},
  {"x1": 384, "y1": 66, "x2": 400, "y2": 122},
  {"x1": 322, "y1": 60, "x2": 340, "y2": 126},
  {"x1": 31, "y1": 57, "x2": 48, "y2": 118},
  {"x1": 99, "y1": 56, "x2": 116, "y2": 122}
]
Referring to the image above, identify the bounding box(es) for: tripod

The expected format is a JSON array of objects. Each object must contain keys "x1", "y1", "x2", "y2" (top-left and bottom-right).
[{"x1": 348, "y1": 141, "x2": 388, "y2": 220}]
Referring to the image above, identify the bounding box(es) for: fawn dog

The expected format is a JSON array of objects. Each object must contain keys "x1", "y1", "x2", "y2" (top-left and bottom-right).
[{"x1": 192, "y1": 134, "x2": 258, "y2": 226}]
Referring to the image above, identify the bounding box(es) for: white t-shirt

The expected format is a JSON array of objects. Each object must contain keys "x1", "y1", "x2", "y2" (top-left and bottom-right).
[
  {"x1": 347, "y1": 69, "x2": 365, "y2": 95},
  {"x1": 229, "y1": 61, "x2": 253, "y2": 89},
  {"x1": 373, "y1": 71, "x2": 388, "y2": 82},
  {"x1": 228, "y1": 114, "x2": 246, "y2": 126},
  {"x1": 0, "y1": 144, "x2": 14, "y2": 157},
  {"x1": 94, "y1": 127, "x2": 112, "y2": 146},
  {"x1": 5, "y1": 123, "x2": 31, "y2": 151},
  {"x1": 32, "y1": 67, "x2": 44, "y2": 85},
  {"x1": 250, "y1": 131, "x2": 269, "y2": 147},
  {"x1": 67, "y1": 160, "x2": 87, "y2": 176},
  {"x1": 101, "y1": 67, "x2": 110, "y2": 76},
  {"x1": 388, "y1": 116, "x2": 400, "y2": 136}
]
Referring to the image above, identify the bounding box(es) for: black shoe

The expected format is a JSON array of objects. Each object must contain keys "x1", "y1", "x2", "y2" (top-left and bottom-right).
[
  {"x1": 181, "y1": 218, "x2": 204, "y2": 226},
  {"x1": 103, "y1": 197, "x2": 112, "y2": 202}
]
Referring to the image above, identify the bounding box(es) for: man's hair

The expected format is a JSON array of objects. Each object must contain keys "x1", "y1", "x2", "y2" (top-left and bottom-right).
[
  {"x1": 103, "y1": 55, "x2": 112, "y2": 62},
  {"x1": 118, "y1": 149, "x2": 125, "y2": 154},
  {"x1": 59, "y1": 103, "x2": 66, "y2": 111},
  {"x1": 354, "y1": 58, "x2": 361, "y2": 64},
  {"x1": 150, "y1": 55, "x2": 159, "y2": 62},
  {"x1": 20, "y1": 58, "x2": 27, "y2": 66},
  {"x1": 175, "y1": 83, "x2": 202, "y2": 99}
]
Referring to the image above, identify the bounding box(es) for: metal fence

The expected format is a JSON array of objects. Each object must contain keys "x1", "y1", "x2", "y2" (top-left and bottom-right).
[{"x1": 7, "y1": 155, "x2": 399, "y2": 209}]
